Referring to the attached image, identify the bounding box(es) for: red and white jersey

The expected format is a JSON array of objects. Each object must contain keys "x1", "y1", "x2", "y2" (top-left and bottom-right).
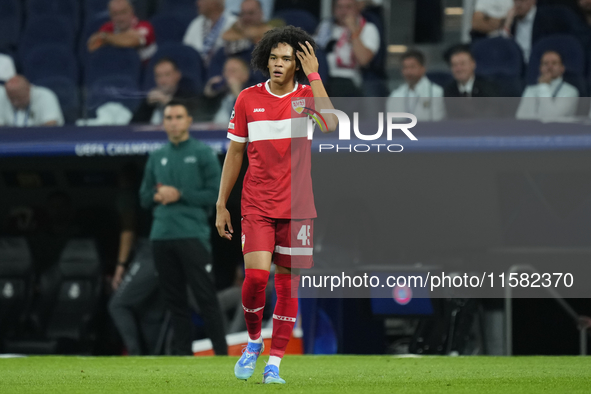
[
  {"x1": 227, "y1": 80, "x2": 316, "y2": 219},
  {"x1": 99, "y1": 18, "x2": 157, "y2": 61}
]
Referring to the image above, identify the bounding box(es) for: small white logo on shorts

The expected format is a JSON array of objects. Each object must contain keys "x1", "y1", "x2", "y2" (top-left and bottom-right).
[
  {"x1": 161, "y1": 158, "x2": 167, "y2": 166},
  {"x1": 253, "y1": 108, "x2": 265, "y2": 113}
]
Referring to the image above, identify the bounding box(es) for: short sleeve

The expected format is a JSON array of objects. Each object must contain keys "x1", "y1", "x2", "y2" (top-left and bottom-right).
[
  {"x1": 360, "y1": 22, "x2": 380, "y2": 55},
  {"x1": 475, "y1": 0, "x2": 512, "y2": 19},
  {"x1": 99, "y1": 22, "x2": 113, "y2": 33},
  {"x1": 137, "y1": 22, "x2": 156, "y2": 46},
  {"x1": 227, "y1": 91, "x2": 248, "y2": 143}
]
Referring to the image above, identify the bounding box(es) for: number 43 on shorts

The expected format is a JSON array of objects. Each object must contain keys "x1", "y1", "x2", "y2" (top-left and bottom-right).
[{"x1": 297, "y1": 225, "x2": 311, "y2": 246}]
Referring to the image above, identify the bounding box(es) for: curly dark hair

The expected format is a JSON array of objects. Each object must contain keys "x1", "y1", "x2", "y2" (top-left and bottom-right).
[{"x1": 251, "y1": 25, "x2": 317, "y2": 83}]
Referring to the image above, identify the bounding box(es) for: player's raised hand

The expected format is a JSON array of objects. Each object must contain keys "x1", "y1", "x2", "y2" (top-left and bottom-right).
[
  {"x1": 296, "y1": 41, "x2": 319, "y2": 77},
  {"x1": 216, "y1": 206, "x2": 234, "y2": 240}
]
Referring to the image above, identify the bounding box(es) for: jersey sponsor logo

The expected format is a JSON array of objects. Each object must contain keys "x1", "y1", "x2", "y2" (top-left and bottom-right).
[
  {"x1": 253, "y1": 108, "x2": 265, "y2": 112},
  {"x1": 184, "y1": 156, "x2": 197, "y2": 163},
  {"x1": 161, "y1": 158, "x2": 168, "y2": 166}
]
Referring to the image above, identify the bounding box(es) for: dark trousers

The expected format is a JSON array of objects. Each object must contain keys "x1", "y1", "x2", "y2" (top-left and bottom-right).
[
  {"x1": 152, "y1": 238, "x2": 228, "y2": 355},
  {"x1": 109, "y1": 257, "x2": 165, "y2": 355}
]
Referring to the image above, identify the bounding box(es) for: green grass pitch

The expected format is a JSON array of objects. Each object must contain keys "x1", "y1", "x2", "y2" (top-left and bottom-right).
[{"x1": 1, "y1": 356, "x2": 590, "y2": 393}]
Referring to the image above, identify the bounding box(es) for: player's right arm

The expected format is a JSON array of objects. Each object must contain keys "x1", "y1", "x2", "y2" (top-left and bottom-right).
[
  {"x1": 215, "y1": 140, "x2": 246, "y2": 240},
  {"x1": 216, "y1": 92, "x2": 249, "y2": 240}
]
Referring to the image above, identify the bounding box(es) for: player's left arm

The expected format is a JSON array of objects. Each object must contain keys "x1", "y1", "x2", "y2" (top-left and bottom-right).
[{"x1": 296, "y1": 41, "x2": 338, "y2": 133}]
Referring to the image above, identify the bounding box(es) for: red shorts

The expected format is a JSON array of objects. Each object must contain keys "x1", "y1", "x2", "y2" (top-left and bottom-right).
[{"x1": 241, "y1": 215, "x2": 314, "y2": 269}]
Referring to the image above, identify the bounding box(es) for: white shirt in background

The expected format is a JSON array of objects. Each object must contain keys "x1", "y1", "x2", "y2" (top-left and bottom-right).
[
  {"x1": 516, "y1": 77, "x2": 579, "y2": 120},
  {"x1": 458, "y1": 76, "x2": 475, "y2": 96},
  {"x1": 0, "y1": 54, "x2": 16, "y2": 82},
  {"x1": 515, "y1": 6, "x2": 536, "y2": 62},
  {"x1": 474, "y1": 0, "x2": 513, "y2": 37},
  {"x1": 183, "y1": 14, "x2": 237, "y2": 63},
  {"x1": 315, "y1": 19, "x2": 380, "y2": 87},
  {"x1": 224, "y1": 0, "x2": 274, "y2": 21},
  {"x1": 0, "y1": 85, "x2": 64, "y2": 126},
  {"x1": 387, "y1": 76, "x2": 445, "y2": 121}
]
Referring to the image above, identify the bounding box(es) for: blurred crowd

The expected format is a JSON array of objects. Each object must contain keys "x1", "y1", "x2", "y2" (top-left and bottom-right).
[
  {"x1": 1, "y1": 0, "x2": 591, "y2": 127},
  {"x1": 0, "y1": 0, "x2": 384, "y2": 126}
]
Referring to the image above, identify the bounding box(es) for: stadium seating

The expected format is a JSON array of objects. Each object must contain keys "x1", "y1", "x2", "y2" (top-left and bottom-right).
[
  {"x1": 143, "y1": 43, "x2": 205, "y2": 94},
  {"x1": 44, "y1": 239, "x2": 102, "y2": 343},
  {"x1": 18, "y1": 16, "x2": 76, "y2": 64},
  {"x1": 426, "y1": 71, "x2": 454, "y2": 89},
  {"x1": 28, "y1": 0, "x2": 80, "y2": 31},
  {"x1": 316, "y1": 47, "x2": 329, "y2": 84},
  {"x1": 472, "y1": 37, "x2": 524, "y2": 97},
  {"x1": 85, "y1": 47, "x2": 141, "y2": 86},
  {"x1": 473, "y1": 37, "x2": 524, "y2": 78},
  {"x1": 158, "y1": 0, "x2": 198, "y2": 17},
  {"x1": 84, "y1": 0, "x2": 110, "y2": 20},
  {"x1": 0, "y1": 0, "x2": 21, "y2": 52},
  {"x1": 36, "y1": 76, "x2": 80, "y2": 124},
  {"x1": 151, "y1": 12, "x2": 196, "y2": 45},
  {"x1": 86, "y1": 75, "x2": 141, "y2": 115},
  {"x1": 274, "y1": 9, "x2": 319, "y2": 35},
  {"x1": 0, "y1": 238, "x2": 34, "y2": 343},
  {"x1": 23, "y1": 44, "x2": 79, "y2": 84},
  {"x1": 78, "y1": 14, "x2": 111, "y2": 63}
]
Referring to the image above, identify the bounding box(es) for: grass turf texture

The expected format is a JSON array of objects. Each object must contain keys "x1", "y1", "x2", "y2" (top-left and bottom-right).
[{"x1": 1, "y1": 356, "x2": 590, "y2": 393}]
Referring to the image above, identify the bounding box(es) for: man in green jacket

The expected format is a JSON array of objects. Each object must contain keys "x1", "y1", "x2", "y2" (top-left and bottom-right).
[{"x1": 139, "y1": 99, "x2": 227, "y2": 355}]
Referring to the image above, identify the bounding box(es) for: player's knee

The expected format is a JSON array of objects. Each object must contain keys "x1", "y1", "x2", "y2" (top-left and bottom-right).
[{"x1": 245, "y1": 268, "x2": 270, "y2": 289}]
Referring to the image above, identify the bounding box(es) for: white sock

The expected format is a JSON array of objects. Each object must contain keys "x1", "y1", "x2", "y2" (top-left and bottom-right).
[
  {"x1": 249, "y1": 333, "x2": 263, "y2": 344},
  {"x1": 268, "y1": 356, "x2": 281, "y2": 368}
]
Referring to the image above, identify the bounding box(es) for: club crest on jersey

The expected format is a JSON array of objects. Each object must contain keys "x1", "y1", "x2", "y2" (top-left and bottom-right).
[{"x1": 292, "y1": 99, "x2": 306, "y2": 114}]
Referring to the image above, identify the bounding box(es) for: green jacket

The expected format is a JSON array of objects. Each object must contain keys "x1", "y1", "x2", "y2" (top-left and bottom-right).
[{"x1": 139, "y1": 138, "x2": 221, "y2": 248}]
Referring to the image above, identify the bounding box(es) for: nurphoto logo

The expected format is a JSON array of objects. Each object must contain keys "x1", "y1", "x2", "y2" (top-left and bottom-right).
[{"x1": 295, "y1": 99, "x2": 419, "y2": 152}]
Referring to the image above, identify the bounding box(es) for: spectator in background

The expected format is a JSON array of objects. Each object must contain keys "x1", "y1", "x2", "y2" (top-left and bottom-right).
[
  {"x1": 470, "y1": 0, "x2": 513, "y2": 39},
  {"x1": 225, "y1": 0, "x2": 274, "y2": 22},
  {"x1": 505, "y1": 0, "x2": 587, "y2": 62},
  {"x1": 444, "y1": 46, "x2": 498, "y2": 118},
  {"x1": 222, "y1": 0, "x2": 274, "y2": 55},
  {"x1": 578, "y1": 0, "x2": 591, "y2": 25},
  {"x1": 0, "y1": 75, "x2": 64, "y2": 127},
  {"x1": 184, "y1": 0, "x2": 237, "y2": 66},
  {"x1": 273, "y1": 0, "x2": 320, "y2": 17},
  {"x1": 205, "y1": 57, "x2": 251, "y2": 124},
  {"x1": 132, "y1": 58, "x2": 198, "y2": 124},
  {"x1": 0, "y1": 53, "x2": 16, "y2": 82},
  {"x1": 444, "y1": 46, "x2": 497, "y2": 98},
  {"x1": 315, "y1": 0, "x2": 380, "y2": 96},
  {"x1": 516, "y1": 50, "x2": 578, "y2": 120},
  {"x1": 87, "y1": 0, "x2": 157, "y2": 62},
  {"x1": 387, "y1": 49, "x2": 445, "y2": 122}
]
